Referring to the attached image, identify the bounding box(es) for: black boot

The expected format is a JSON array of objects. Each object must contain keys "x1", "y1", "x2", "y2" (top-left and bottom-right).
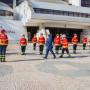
[
  {"x1": 68, "y1": 54, "x2": 71, "y2": 58},
  {"x1": 2, "y1": 58, "x2": 5, "y2": 62},
  {"x1": 59, "y1": 55, "x2": 63, "y2": 58},
  {"x1": 53, "y1": 55, "x2": 56, "y2": 59},
  {"x1": 1, "y1": 59, "x2": 2, "y2": 62},
  {"x1": 56, "y1": 52, "x2": 58, "y2": 54},
  {"x1": 73, "y1": 50, "x2": 76, "y2": 54}
]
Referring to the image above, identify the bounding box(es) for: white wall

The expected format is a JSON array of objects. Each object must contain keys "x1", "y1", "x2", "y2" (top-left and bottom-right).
[
  {"x1": 15, "y1": 0, "x2": 32, "y2": 25},
  {"x1": 0, "y1": 19, "x2": 27, "y2": 44}
]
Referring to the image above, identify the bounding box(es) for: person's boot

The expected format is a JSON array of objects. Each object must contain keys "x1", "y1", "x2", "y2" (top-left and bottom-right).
[
  {"x1": 52, "y1": 52, "x2": 56, "y2": 59},
  {"x1": 68, "y1": 54, "x2": 71, "y2": 58},
  {"x1": 43, "y1": 57, "x2": 47, "y2": 59},
  {"x1": 83, "y1": 47, "x2": 85, "y2": 50},
  {"x1": 34, "y1": 47, "x2": 36, "y2": 50},
  {"x1": 73, "y1": 50, "x2": 76, "y2": 54},
  {"x1": 3, "y1": 59, "x2": 5, "y2": 62},
  {"x1": 0, "y1": 55, "x2": 2, "y2": 62},
  {"x1": 59, "y1": 55, "x2": 63, "y2": 58},
  {"x1": 40, "y1": 51, "x2": 43, "y2": 55},
  {"x1": 2, "y1": 57, "x2": 5, "y2": 62},
  {"x1": 53, "y1": 54, "x2": 56, "y2": 59},
  {"x1": 1, "y1": 58, "x2": 2, "y2": 62},
  {"x1": 54, "y1": 56, "x2": 56, "y2": 59}
]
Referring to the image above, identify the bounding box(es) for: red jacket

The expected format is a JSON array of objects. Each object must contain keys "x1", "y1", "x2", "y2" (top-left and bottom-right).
[
  {"x1": 62, "y1": 38, "x2": 68, "y2": 48},
  {"x1": 32, "y1": 37, "x2": 37, "y2": 44},
  {"x1": 0, "y1": 33, "x2": 8, "y2": 45},
  {"x1": 54, "y1": 37, "x2": 61, "y2": 46},
  {"x1": 72, "y1": 37, "x2": 78, "y2": 45},
  {"x1": 20, "y1": 37, "x2": 27, "y2": 46},
  {"x1": 82, "y1": 37, "x2": 87, "y2": 44},
  {"x1": 38, "y1": 36, "x2": 45, "y2": 45}
]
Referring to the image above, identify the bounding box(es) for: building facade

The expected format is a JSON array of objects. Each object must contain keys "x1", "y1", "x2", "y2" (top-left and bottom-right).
[
  {"x1": 0, "y1": 1, "x2": 27, "y2": 43},
  {"x1": 15, "y1": 0, "x2": 90, "y2": 41},
  {"x1": 0, "y1": 0, "x2": 90, "y2": 42}
]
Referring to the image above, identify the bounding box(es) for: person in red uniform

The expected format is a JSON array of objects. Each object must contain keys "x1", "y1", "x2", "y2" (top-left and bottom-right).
[
  {"x1": 54, "y1": 34, "x2": 61, "y2": 54},
  {"x1": 20, "y1": 34, "x2": 27, "y2": 55},
  {"x1": 32, "y1": 34, "x2": 37, "y2": 50},
  {"x1": 82, "y1": 36, "x2": 87, "y2": 50},
  {"x1": 0, "y1": 29, "x2": 8, "y2": 62},
  {"x1": 59, "y1": 35, "x2": 71, "y2": 58},
  {"x1": 72, "y1": 34, "x2": 78, "y2": 54},
  {"x1": 38, "y1": 33, "x2": 45, "y2": 55}
]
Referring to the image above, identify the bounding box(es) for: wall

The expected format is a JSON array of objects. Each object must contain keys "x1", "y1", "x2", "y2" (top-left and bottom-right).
[
  {"x1": 15, "y1": 0, "x2": 32, "y2": 25},
  {"x1": 0, "y1": 19, "x2": 27, "y2": 44}
]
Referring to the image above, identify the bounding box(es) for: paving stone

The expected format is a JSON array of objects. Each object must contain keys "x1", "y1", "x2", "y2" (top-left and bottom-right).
[{"x1": 0, "y1": 44, "x2": 90, "y2": 90}]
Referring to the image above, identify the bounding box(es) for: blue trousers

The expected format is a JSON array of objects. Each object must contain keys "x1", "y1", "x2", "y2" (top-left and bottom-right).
[
  {"x1": 0, "y1": 45, "x2": 7, "y2": 61},
  {"x1": 45, "y1": 48, "x2": 56, "y2": 58}
]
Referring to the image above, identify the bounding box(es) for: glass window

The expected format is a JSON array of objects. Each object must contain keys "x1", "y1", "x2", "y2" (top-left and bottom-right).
[
  {"x1": 0, "y1": 0, "x2": 13, "y2": 7},
  {"x1": 81, "y1": 0, "x2": 90, "y2": 7},
  {"x1": 0, "y1": 10, "x2": 13, "y2": 16},
  {"x1": 33, "y1": 8, "x2": 90, "y2": 18}
]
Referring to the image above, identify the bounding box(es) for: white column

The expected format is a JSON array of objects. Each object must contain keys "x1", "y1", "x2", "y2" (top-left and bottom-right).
[{"x1": 13, "y1": 0, "x2": 16, "y2": 8}]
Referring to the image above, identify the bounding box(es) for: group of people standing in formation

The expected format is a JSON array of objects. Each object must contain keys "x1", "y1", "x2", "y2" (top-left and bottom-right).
[
  {"x1": 0, "y1": 28, "x2": 90, "y2": 62},
  {"x1": 20, "y1": 32, "x2": 90, "y2": 59}
]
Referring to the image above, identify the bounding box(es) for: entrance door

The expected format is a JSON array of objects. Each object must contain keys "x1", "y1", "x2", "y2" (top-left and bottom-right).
[
  {"x1": 45, "y1": 27, "x2": 83, "y2": 42},
  {"x1": 27, "y1": 27, "x2": 39, "y2": 41}
]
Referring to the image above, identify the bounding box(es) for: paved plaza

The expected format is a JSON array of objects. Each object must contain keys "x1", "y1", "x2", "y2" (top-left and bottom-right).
[{"x1": 0, "y1": 44, "x2": 90, "y2": 90}]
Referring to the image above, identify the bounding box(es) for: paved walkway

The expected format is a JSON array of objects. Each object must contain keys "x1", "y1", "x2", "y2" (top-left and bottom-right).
[{"x1": 0, "y1": 44, "x2": 90, "y2": 90}]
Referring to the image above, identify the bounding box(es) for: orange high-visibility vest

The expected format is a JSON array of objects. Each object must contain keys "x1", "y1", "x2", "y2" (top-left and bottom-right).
[
  {"x1": 32, "y1": 37, "x2": 37, "y2": 44},
  {"x1": 72, "y1": 37, "x2": 78, "y2": 45},
  {"x1": 54, "y1": 37, "x2": 61, "y2": 46},
  {"x1": 38, "y1": 36, "x2": 45, "y2": 45},
  {"x1": 82, "y1": 37, "x2": 87, "y2": 44},
  {"x1": 62, "y1": 38, "x2": 68, "y2": 48},
  {"x1": 20, "y1": 37, "x2": 27, "y2": 46},
  {"x1": 0, "y1": 33, "x2": 8, "y2": 45}
]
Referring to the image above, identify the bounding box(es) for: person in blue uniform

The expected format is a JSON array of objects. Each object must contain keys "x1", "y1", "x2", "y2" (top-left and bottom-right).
[{"x1": 44, "y1": 34, "x2": 56, "y2": 59}]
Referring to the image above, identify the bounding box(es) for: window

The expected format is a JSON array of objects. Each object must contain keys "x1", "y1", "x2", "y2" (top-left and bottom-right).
[
  {"x1": 0, "y1": 10, "x2": 13, "y2": 16},
  {"x1": 81, "y1": 0, "x2": 90, "y2": 7},
  {"x1": 0, "y1": 0, "x2": 13, "y2": 7},
  {"x1": 33, "y1": 8, "x2": 90, "y2": 18}
]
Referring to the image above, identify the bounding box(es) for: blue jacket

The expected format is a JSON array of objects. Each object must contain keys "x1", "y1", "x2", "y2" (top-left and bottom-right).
[{"x1": 46, "y1": 35, "x2": 53, "y2": 50}]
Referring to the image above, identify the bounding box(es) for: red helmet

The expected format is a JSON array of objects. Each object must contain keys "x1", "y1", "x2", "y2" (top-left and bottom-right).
[{"x1": 1, "y1": 29, "x2": 6, "y2": 33}]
